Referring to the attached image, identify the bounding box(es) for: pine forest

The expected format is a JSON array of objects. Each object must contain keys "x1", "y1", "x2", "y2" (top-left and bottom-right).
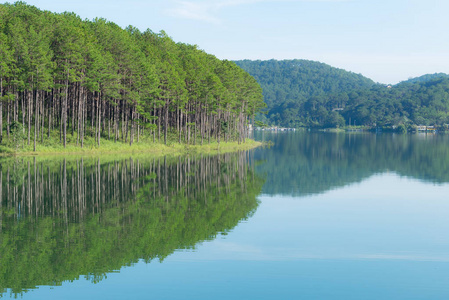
[{"x1": 0, "y1": 2, "x2": 265, "y2": 152}]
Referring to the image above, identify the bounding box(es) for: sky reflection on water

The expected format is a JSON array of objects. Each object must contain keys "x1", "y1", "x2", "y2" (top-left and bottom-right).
[
  {"x1": 3, "y1": 132, "x2": 449, "y2": 299},
  {"x1": 23, "y1": 172, "x2": 449, "y2": 300}
]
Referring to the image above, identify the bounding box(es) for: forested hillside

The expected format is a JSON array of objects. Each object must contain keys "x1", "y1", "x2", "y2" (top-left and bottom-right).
[
  {"x1": 343, "y1": 76, "x2": 449, "y2": 128},
  {"x1": 234, "y1": 59, "x2": 375, "y2": 127},
  {"x1": 235, "y1": 59, "x2": 449, "y2": 129},
  {"x1": 0, "y1": 2, "x2": 265, "y2": 152},
  {"x1": 401, "y1": 73, "x2": 449, "y2": 84}
]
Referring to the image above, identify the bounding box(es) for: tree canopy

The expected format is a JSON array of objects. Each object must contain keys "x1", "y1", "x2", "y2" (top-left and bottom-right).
[
  {"x1": 235, "y1": 59, "x2": 449, "y2": 129},
  {"x1": 0, "y1": 2, "x2": 265, "y2": 151}
]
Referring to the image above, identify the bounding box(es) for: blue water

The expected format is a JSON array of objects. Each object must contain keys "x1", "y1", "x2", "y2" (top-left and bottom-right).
[{"x1": 3, "y1": 132, "x2": 449, "y2": 299}]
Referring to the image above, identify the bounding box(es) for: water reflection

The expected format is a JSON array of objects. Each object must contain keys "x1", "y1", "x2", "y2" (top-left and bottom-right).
[
  {"x1": 254, "y1": 131, "x2": 449, "y2": 196},
  {"x1": 0, "y1": 153, "x2": 263, "y2": 296}
]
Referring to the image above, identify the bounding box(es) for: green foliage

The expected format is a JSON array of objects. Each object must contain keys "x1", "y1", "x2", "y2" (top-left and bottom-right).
[
  {"x1": 0, "y1": 2, "x2": 265, "y2": 151},
  {"x1": 402, "y1": 73, "x2": 449, "y2": 84},
  {"x1": 235, "y1": 59, "x2": 374, "y2": 128},
  {"x1": 255, "y1": 121, "x2": 269, "y2": 128},
  {"x1": 236, "y1": 59, "x2": 449, "y2": 129},
  {"x1": 397, "y1": 123, "x2": 407, "y2": 134},
  {"x1": 8, "y1": 121, "x2": 25, "y2": 150},
  {"x1": 342, "y1": 77, "x2": 449, "y2": 128}
]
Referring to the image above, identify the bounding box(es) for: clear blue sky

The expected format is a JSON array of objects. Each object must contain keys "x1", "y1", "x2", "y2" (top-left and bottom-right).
[{"x1": 7, "y1": 0, "x2": 449, "y2": 84}]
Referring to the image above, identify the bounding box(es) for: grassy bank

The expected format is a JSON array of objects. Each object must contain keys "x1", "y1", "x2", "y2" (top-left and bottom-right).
[{"x1": 0, "y1": 135, "x2": 262, "y2": 157}]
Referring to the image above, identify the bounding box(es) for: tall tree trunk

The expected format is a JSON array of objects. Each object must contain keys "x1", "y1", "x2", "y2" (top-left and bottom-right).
[
  {"x1": 193, "y1": 101, "x2": 198, "y2": 145},
  {"x1": 137, "y1": 115, "x2": 140, "y2": 143},
  {"x1": 0, "y1": 75, "x2": 3, "y2": 144},
  {"x1": 48, "y1": 89, "x2": 52, "y2": 138},
  {"x1": 177, "y1": 105, "x2": 180, "y2": 137},
  {"x1": 242, "y1": 102, "x2": 246, "y2": 143},
  {"x1": 130, "y1": 107, "x2": 134, "y2": 146},
  {"x1": 72, "y1": 84, "x2": 76, "y2": 137},
  {"x1": 108, "y1": 103, "x2": 111, "y2": 140},
  {"x1": 81, "y1": 89, "x2": 85, "y2": 148},
  {"x1": 13, "y1": 93, "x2": 16, "y2": 123},
  {"x1": 164, "y1": 101, "x2": 168, "y2": 145},
  {"x1": 93, "y1": 93, "x2": 97, "y2": 144},
  {"x1": 91, "y1": 92, "x2": 95, "y2": 137},
  {"x1": 158, "y1": 106, "x2": 161, "y2": 142},
  {"x1": 153, "y1": 101, "x2": 156, "y2": 143},
  {"x1": 187, "y1": 103, "x2": 191, "y2": 145},
  {"x1": 21, "y1": 91, "x2": 25, "y2": 135},
  {"x1": 28, "y1": 90, "x2": 31, "y2": 145},
  {"x1": 201, "y1": 107, "x2": 204, "y2": 146},
  {"x1": 114, "y1": 102, "x2": 118, "y2": 143},
  {"x1": 125, "y1": 104, "x2": 129, "y2": 144},
  {"x1": 121, "y1": 101, "x2": 125, "y2": 142},
  {"x1": 34, "y1": 90, "x2": 39, "y2": 152},
  {"x1": 64, "y1": 76, "x2": 68, "y2": 148},
  {"x1": 97, "y1": 93, "x2": 101, "y2": 147},
  {"x1": 77, "y1": 85, "x2": 81, "y2": 146},
  {"x1": 59, "y1": 89, "x2": 62, "y2": 143},
  {"x1": 6, "y1": 97, "x2": 9, "y2": 140},
  {"x1": 217, "y1": 109, "x2": 221, "y2": 146},
  {"x1": 179, "y1": 108, "x2": 182, "y2": 144},
  {"x1": 41, "y1": 92, "x2": 44, "y2": 143}
]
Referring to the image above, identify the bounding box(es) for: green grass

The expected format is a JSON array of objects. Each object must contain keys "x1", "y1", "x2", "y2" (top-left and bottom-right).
[{"x1": 0, "y1": 130, "x2": 261, "y2": 157}]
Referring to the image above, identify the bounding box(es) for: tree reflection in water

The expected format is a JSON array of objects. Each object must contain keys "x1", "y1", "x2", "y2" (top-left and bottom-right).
[{"x1": 0, "y1": 152, "x2": 264, "y2": 296}]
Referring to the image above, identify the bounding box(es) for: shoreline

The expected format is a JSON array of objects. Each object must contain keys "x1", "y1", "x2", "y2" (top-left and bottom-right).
[{"x1": 0, "y1": 139, "x2": 262, "y2": 158}]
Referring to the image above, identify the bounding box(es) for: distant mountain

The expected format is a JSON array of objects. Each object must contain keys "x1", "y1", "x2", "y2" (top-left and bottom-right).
[
  {"x1": 235, "y1": 59, "x2": 449, "y2": 128},
  {"x1": 234, "y1": 59, "x2": 376, "y2": 127},
  {"x1": 401, "y1": 73, "x2": 449, "y2": 84},
  {"x1": 345, "y1": 76, "x2": 449, "y2": 127},
  {"x1": 235, "y1": 59, "x2": 375, "y2": 107}
]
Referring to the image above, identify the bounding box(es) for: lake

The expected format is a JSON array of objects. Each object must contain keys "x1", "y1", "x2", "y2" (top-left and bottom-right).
[{"x1": 2, "y1": 131, "x2": 449, "y2": 299}]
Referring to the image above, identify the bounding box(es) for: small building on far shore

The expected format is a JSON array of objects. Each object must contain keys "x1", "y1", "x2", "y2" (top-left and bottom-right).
[
  {"x1": 417, "y1": 125, "x2": 427, "y2": 131},
  {"x1": 417, "y1": 125, "x2": 436, "y2": 132}
]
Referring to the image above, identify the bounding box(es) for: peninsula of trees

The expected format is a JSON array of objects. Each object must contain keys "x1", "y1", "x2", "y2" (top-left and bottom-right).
[
  {"x1": 235, "y1": 59, "x2": 449, "y2": 129},
  {"x1": 0, "y1": 2, "x2": 265, "y2": 152}
]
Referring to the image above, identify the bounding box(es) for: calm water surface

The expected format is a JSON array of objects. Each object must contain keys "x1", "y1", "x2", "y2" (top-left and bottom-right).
[{"x1": 2, "y1": 132, "x2": 449, "y2": 299}]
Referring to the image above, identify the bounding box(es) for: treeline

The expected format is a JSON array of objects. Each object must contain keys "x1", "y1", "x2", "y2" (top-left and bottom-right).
[
  {"x1": 235, "y1": 59, "x2": 449, "y2": 129},
  {"x1": 0, "y1": 2, "x2": 265, "y2": 151}
]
